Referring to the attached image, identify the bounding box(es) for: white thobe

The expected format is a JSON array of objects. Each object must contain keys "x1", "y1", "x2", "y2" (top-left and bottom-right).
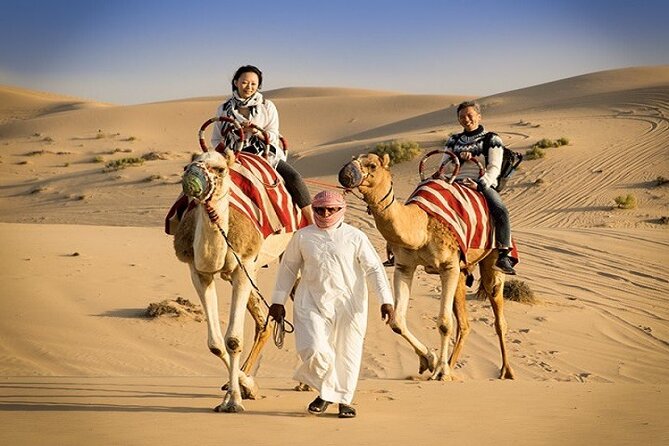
[{"x1": 271, "y1": 222, "x2": 393, "y2": 404}]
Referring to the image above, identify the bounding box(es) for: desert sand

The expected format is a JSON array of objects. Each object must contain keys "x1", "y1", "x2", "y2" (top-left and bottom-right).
[{"x1": 1, "y1": 66, "x2": 668, "y2": 445}]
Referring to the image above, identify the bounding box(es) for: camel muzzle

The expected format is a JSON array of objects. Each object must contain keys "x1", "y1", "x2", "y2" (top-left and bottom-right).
[
  {"x1": 182, "y1": 163, "x2": 213, "y2": 201},
  {"x1": 338, "y1": 162, "x2": 363, "y2": 189}
]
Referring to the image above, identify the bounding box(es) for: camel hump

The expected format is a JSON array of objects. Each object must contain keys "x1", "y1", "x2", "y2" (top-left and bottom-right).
[
  {"x1": 407, "y1": 179, "x2": 493, "y2": 254},
  {"x1": 228, "y1": 153, "x2": 308, "y2": 238}
]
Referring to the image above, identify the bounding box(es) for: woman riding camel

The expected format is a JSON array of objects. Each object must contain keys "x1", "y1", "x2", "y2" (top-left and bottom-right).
[{"x1": 211, "y1": 64, "x2": 314, "y2": 224}]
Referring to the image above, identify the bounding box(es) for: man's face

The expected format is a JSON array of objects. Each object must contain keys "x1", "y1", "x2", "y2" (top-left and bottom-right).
[{"x1": 458, "y1": 106, "x2": 481, "y2": 132}]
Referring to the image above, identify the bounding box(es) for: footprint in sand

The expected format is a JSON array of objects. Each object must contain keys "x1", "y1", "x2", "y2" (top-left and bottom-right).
[{"x1": 373, "y1": 389, "x2": 395, "y2": 401}]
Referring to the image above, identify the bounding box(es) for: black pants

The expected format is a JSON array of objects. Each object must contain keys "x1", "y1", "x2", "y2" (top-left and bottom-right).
[{"x1": 276, "y1": 160, "x2": 311, "y2": 208}]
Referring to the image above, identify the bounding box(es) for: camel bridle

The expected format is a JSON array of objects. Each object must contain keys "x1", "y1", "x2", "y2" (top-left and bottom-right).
[{"x1": 347, "y1": 155, "x2": 395, "y2": 214}]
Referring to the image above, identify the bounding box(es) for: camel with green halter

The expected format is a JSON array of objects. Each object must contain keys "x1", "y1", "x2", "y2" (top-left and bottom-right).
[{"x1": 172, "y1": 118, "x2": 296, "y2": 412}]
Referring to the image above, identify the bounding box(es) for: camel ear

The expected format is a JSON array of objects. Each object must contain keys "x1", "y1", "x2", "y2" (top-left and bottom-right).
[{"x1": 382, "y1": 153, "x2": 391, "y2": 168}]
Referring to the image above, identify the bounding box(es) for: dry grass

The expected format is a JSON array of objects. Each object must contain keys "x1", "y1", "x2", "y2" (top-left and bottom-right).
[
  {"x1": 525, "y1": 146, "x2": 546, "y2": 160},
  {"x1": 104, "y1": 157, "x2": 144, "y2": 171},
  {"x1": 614, "y1": 194, "x2": 637, "y2": 209},
  {"x1": 503, "y1": 279, "x2": 537, "y2": 304},
  {"x1": 371, "y1": 140, "x2": 422, "y2": 166},
  {"x1": 145, "y1": 297, "x2": 203, "y2": 321}
]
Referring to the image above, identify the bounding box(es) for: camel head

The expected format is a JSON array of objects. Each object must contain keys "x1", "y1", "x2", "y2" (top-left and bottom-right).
[
  {"x1": 182, "y1": 150, "x2": 235, "y2": 202},
  {"x1": 338, "y1": 152, "x2": 392, "y2": 193}
]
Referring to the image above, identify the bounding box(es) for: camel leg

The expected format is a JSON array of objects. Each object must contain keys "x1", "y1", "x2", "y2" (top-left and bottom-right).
[
  {"x1": 448, "y1": 272, "x2": 470, "y2": 369},
  {"x1": 190, "y1": 267, "x2": 259, "y2": 405},
  {"x1": 217, "y1": 264, "x2": 256, "y2": 413},
  {"x1": 430, "y1": 259, "x2": 460, "y2": 381},
  {"x1": 240, "y1": 290, "x2": 271, "y2": 377},
  {"x1": 189, "y1": 267, "x2": 231, "y2": 370},
  {"x1": 391, "y1": 262, "x2": 436, "y2": 375},
  {"x1": 480, "y1": 255, "x2": 515, "y2": 379}
]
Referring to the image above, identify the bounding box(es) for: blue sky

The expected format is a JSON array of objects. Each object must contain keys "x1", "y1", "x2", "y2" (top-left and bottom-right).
[{"x1": 1, "y1": 0, "x2": 668, "y2": 104}]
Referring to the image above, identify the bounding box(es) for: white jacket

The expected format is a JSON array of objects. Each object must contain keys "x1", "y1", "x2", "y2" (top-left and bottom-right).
[{"x1": 210, "y1": 98, "x2": 287, "y2": 167}]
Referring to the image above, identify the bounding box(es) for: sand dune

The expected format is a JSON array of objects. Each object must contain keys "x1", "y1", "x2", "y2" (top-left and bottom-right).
[{"x1": 1, "y1": 66, "x2": 668, "y2": 445}]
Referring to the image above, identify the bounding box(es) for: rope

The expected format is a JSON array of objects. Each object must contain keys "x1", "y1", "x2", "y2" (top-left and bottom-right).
[
  {"x1": 265, "y1": 314, "x2": 294, "y2": 349},
  {"x1": 203, "y1": 201, "x2": 295, "y2": 347}
]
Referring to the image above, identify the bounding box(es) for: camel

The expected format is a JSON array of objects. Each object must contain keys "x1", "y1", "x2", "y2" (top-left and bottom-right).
[
  {"x1": 172, "y1": 148, "x2": 297, "y2": 412},
  {"x1": 338, "y1": 152, "x2": 514, "y2": 381}
]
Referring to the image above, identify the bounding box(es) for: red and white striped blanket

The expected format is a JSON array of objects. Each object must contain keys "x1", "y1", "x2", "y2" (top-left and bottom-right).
[
  {"x1": 230, "y1": 153, "x2": 307, "y2": 236},
  {"x1": 406, "y1": 179, "x2": 495, "y2": 261},
  {"x1": 165, "y1": 153, "x2": 307, "y2": 238}
]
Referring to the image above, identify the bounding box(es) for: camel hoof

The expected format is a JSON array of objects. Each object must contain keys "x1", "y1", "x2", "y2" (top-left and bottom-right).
[
  {"x1": 419, "y1": 351, "x2": 437, "y2": 374},
  {"x1": 430, "y1": 373, "x2": 454, "y2": 382},
  {"x1": 221, "y1": 377, "x2": 258, "y2": 400},
  {"x1": 215, "y1": 402, "x2": 245, "y2": 413},
  {"x1": 500, "y1": 366, "x2": 515, "y2": 380},
  {"x1": 240, "y1": 376, "x2": 259, "y2": 400},
  {"x1": 294, "y1": 382, "x2": 312, "y2": 392}
]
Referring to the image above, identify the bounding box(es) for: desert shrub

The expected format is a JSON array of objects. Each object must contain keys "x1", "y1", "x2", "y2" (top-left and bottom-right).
[
  {"x1": 659, "y1": 216, "x2": 669, "y2": 225},
  {"x1": 656, "y1": 176, "x2": 669, "y2": 186},
  {"x1": 371, "y1": 140, "x2": 421, "y2": 166},
  {"x1": 614, "y1": 194, "x2": 637, "y2": 209},
  {"x1": 503, "y1": 279, "x2": 536, "y2": 304},
  {"x1": 42, "y1": 136, "x2": 54, "y2": 143},
  {"x1": 92, "y1": 155, "x2": 105, "y2": 163},
  {"x1": 104, "y1": 157, "x2": 144, "y2": 171},
  {"x1": 124, "y1": 136, "x2": 137, "y2": 142},
  {"x1": 143, "y1": 174, "x2": 162, "y2": 182},
  {"x1": 95, "y1": 131, "x2": 106, "y2": 139},
  {"x1": 533, "y1": 138, "x2": 556, "y2": 149},
  {"x1": 533, "y1": 137, "x2": 569, "y2": 149},
  {"x1": 141, "y1": 151, "x2": 169, "y2": 161},
  {"x1": 525, "y1": 146, "x2": 546, "y2": 160}
]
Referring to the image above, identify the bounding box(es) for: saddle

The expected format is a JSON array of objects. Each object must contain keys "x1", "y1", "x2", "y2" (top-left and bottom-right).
[
  {"x1": 406, "y1": 179, "x2": 518, "y2": 264},
  {"x1": 165, "y1": 152, "x2": 308, "y2": 236}
]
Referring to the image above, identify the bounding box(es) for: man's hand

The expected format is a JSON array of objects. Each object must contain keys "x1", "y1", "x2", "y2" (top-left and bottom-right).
[
  {"x1": 461, "y1": 177, "x2": 478, "y2": 190},
  {"x1": 381, "y1": 304, "x2": 395, "y2": 325},
  {"x1": 269, "y1": 303, "x2": 285, "y2": 323}
]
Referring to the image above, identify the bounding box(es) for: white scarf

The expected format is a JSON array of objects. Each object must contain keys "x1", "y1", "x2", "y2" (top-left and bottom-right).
[{"x1": 220, "y1": 91, "x2": 265, "y2": 153}]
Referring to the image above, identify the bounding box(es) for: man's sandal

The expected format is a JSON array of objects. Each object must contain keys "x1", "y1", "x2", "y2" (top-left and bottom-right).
[
  {"x1": 307, "y1": 396, "x2": 331, "y2": 415},
  {"x1": 338, "y1": 403, "x2": 356, "y2": 418}
]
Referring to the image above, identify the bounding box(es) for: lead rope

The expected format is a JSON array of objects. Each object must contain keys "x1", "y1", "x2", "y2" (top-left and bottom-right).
[
  {"x1": 269, "y1": 315, "x2": 294, "y2": 349},
  {"x1": 203, "y1": 200, "x2": 294, "y2": 348}
]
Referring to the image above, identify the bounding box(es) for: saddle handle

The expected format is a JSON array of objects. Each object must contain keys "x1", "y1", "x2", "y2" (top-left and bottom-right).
[
  {"x1": 419, "y1": 149, "x2": 460, "y2": 183},
  {"x1": 419, "y1": 149, "x2": 485, "y2": 183},
  {"x1": 244, "y1": 124, "x2": 291, "y2": 158},
  {"x1": 199, "y1": 116, "x2": 245, "y2": 153}
]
